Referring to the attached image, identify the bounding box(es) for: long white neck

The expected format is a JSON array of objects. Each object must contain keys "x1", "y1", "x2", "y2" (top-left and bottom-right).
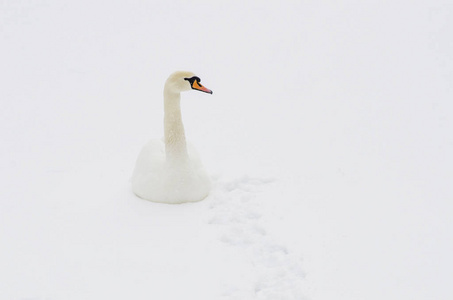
[{"x1": 163, "y1": 87, "x2": 188, "y2": 162}]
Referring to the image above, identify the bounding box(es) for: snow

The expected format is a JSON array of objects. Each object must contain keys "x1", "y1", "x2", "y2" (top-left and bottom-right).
[{"x1": 1, "y1": 1, "x2": 452, "y2": 299}]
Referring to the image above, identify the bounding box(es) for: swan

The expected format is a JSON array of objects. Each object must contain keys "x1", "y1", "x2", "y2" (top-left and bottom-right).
[{"x1": 132, "y1": 71, "x2": 213, "y2": 204}]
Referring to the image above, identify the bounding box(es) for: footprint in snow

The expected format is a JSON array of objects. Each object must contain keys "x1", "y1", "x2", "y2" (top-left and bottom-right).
[{"x1": 207, "y1": 175, "x2": 306, "y2": 300}]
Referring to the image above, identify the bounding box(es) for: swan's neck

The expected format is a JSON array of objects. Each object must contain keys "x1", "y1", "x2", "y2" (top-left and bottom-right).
[{"x1": 163, "y1": 88, "x2": 188, "y2": 162}]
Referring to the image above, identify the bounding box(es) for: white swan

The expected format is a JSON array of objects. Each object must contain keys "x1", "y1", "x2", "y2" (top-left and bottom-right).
[{"x1": 132, "y1": 71, "x2": 213, "y2": 204}]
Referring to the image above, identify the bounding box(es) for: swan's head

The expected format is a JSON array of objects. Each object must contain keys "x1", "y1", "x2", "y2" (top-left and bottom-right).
[{"x1": 165, "y1": 71, "x2": 213, "y2": 94}]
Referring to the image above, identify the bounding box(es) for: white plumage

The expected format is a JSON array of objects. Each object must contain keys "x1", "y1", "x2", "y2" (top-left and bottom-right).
[{"x1": 132, "y1": 71, "x2": 213, "y2": 204}]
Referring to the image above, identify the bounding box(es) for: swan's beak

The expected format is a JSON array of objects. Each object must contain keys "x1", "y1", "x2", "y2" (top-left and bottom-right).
[{"x1": 192, "y1": 80, "x2": 213, "y2": 94}]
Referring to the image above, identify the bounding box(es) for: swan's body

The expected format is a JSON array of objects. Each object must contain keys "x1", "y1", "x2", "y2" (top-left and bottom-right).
[{"x1": 132, "y1": 71, "x2": 213, "y2": 204}]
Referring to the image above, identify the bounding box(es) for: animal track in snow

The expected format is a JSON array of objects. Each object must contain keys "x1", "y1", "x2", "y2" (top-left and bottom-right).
[{"x1": 208, "y1": 175, "x2": 306, "y2": 299}]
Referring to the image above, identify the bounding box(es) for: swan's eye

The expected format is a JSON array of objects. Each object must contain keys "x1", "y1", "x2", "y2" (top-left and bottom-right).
[{"x1": 184, "y1": 76, "x2": 201, "y2": 85}]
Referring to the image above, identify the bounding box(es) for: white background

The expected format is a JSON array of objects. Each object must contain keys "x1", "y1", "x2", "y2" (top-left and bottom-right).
[{"x1": 1, "y1": 1, "x2": 452, "y2": 299}]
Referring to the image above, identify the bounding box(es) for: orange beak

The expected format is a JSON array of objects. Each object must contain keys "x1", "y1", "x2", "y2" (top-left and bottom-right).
[{"x1": 192, "y1": 80, "x2": 213, "y2": 94}]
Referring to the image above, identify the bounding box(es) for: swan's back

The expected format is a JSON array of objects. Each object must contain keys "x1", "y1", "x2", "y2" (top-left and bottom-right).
[{"x1": 131, "y1": 139, "x2": 211, "y2": 204}]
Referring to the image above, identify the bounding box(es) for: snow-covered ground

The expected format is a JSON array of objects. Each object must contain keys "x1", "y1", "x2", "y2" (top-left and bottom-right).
[{"x1": 1, "y1": 1, "x2": 452, "y2": 299}]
